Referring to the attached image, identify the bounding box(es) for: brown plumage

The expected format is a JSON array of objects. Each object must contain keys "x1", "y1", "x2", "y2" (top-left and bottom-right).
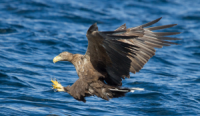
[{"x1": 52, "y1": 17, "x2": 180, "y2": 102}]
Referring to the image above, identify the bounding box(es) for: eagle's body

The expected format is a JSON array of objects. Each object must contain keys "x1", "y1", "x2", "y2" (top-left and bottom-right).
[{"x1": 52, "y1": 17, "x2": 180, "y2": 102}]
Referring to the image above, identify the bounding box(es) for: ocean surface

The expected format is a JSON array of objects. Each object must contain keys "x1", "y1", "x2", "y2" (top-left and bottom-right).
[{"x1": 0, "y1": 0, "x2": 200, "y2": 115}]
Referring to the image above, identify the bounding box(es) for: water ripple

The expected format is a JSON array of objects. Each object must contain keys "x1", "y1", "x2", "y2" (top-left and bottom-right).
[{"x1": 0, "y1": 0, "x2": 200, "y2": 115}]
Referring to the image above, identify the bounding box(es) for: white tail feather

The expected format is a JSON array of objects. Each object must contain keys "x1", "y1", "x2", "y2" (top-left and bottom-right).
[
  {"x1": 130, "y1": 88, "x2": 144, "y2": 93},
  {"x1": 109, "y1": 88, "x2": 129, "y2": 92},
  {"x1": 110, "y1": 88, "x2": 144, "y2": 93}
]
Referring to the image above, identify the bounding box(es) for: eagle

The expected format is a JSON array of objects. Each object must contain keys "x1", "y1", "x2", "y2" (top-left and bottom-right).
[{"x1": 51, "y1": 17, "x2": 180, "y2": 102}]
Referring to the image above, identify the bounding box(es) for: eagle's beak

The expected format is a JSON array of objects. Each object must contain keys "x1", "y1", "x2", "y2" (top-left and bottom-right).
[{"x1": 53, "y1": 56, "x2": 62, "y2": 63}]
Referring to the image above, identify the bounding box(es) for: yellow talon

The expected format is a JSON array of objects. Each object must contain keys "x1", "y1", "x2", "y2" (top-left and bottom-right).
[{"x1": 51, "y1": 79, "x2": 65, "y2": 92}]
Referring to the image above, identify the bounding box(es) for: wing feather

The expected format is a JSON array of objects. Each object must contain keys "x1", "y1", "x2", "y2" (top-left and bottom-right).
[
  {"x1": 115, "y1": 24, "x2": 126, "y2": 31},
  {"x1": 147, "y1": 24, "x2": 177, "y2": 30},
  {"x1": 140, "y1": 17, "x2": 162, "y2": 28},
  {"x1": 85, "y1": 17, "x2": 180, "y2": 85}
]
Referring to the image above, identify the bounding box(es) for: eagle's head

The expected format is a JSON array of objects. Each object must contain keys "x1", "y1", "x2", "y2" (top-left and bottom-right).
[{"x1": 53, "y1": 51, "x2": 73, "y2": 63}]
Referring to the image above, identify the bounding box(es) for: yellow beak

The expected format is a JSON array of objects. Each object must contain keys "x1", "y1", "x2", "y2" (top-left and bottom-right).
[{"x1": 53, "y1": 56, "x2": 62, "y2": 63}]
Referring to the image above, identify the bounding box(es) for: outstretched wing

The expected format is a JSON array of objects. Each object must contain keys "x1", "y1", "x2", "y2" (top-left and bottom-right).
[{"x1": 85, "y1": 17, "x2": 180, "y2": 86}]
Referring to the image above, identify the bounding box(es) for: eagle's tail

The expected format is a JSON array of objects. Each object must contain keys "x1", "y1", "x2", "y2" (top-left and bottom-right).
[
  {"x1": 107, "y1": 87, "x2": 144, "y2": 98},
  {"x1": 110, "y1": 87, "x2": 144, "y2": 93}
]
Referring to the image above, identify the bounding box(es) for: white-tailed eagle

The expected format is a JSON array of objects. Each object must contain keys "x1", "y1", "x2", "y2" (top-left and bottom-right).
[{"x1": 51, "y1": 17, "x2": 180, "y2": 102}]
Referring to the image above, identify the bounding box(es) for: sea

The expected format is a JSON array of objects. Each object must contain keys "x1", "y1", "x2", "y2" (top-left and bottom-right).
[{"x1": 0, "y1": 0, "x2": 200, "y2": 115}]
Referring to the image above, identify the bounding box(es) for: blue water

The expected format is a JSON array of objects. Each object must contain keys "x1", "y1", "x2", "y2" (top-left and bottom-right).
[{"x1": 0, "y1": 0, "x2": 200, "y2": 115}]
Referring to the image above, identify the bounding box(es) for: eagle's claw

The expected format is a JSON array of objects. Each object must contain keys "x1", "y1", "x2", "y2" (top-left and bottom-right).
[{"x1": 51, "y1": 79, "x2": 65, "y2": 92}]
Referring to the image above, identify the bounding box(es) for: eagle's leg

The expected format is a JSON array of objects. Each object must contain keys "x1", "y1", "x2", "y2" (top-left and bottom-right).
[{"x1": 51, "y1": 79, "x2": 65, "y2": 92}]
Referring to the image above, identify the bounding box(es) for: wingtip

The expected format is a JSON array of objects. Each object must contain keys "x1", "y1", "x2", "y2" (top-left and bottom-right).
[
  {"x1": 142, "y1": 17, "x2": 163, "y2": 28},
  {"x1": 170, "y1": 24, "x2": 178, "y2": 27},
  {"x1": 174, "y1": 32, "x2": 181, "y2": 35},
  {"x1": 156, "y1": 17, "x2": 162, "y2": 22},
  {"x1": 115, "y1": 23, "x2": 127, "y2": 31},
  {"x1": 87, "y1": 22, "x2": 98, "y2": 34},
  {"x1": 93, "y1": 22, "x2": 97, "y2": 26}
]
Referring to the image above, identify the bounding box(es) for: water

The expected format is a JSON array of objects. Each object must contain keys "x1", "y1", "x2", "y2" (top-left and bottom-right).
[{"x1": 0, "y1": 0, "x2": 200, "y2": 115}]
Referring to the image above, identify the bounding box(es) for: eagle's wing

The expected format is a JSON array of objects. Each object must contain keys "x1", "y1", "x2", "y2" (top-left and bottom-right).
[{"x1": 85, "y1": 17, "x2": 180, "y2": 86}]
